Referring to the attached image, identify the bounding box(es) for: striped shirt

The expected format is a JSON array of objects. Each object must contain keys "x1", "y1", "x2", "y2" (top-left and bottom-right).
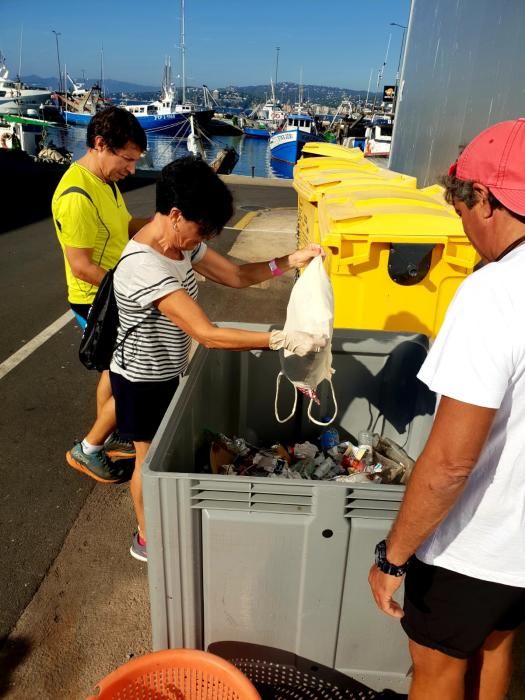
[{"x1": 109, "y1": 239, "x2": 207, "y2": 382}]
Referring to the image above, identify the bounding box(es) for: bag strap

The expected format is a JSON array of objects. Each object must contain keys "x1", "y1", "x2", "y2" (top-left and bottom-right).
[
  {"x1": 274, "y1": 371, "x2": 298, "y2": 424},
  {"x1": 111, "y1": 251, "x2": 148, "y2": 370},
  {"x1": 307, "y1": 380, "x2": 338, "y2": 426}
]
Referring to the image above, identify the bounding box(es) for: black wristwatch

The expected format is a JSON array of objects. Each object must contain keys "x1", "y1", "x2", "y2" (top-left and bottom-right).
[{"x1": 374, "y1": 539, "x2": 410, "y2": 577}]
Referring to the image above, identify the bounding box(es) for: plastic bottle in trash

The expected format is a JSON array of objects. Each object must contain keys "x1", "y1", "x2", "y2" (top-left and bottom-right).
[
  {"x1": 358, "y1": 430, "x2": 375, "y2": 466},
  {"x1": 319, "y1": 420, "x2": 340, "y2": 452}
]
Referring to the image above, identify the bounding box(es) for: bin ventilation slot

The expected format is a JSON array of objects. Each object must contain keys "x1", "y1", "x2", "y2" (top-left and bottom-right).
[
  {"x1": 191, "y1": 480, "x2": 314, "y2": 514},
  {"x1": 345, "y1": 490, "x2": 402, "y2": 519}
]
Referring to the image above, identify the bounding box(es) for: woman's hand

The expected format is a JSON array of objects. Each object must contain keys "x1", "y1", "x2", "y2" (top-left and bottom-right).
[{"x1": 288, "y1": 244, "x2": 325, "y2": 270}]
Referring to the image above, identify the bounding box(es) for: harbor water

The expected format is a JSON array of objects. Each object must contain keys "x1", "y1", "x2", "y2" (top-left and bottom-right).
[{"x1": 48, "y1": 124, "x2": 294, "y2": 179}]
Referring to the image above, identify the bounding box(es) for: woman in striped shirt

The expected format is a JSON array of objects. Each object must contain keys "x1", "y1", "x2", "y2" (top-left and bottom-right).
[{"x1": 110, "y1": 156, "x2": 325, "y2": 561}]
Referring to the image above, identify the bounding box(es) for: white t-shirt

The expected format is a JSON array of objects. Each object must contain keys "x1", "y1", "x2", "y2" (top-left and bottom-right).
[
  {"x1": 110, "y1": 239, "x2": 207, "y2": 382},
  {"x1": 416, "y1": 246, "x2": 525, "y2": 587}
]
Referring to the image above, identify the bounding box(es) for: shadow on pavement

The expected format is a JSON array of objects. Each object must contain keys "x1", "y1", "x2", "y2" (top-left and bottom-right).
[{"x1": 0, "y1": 635, "x2": 31, "y2": 696}]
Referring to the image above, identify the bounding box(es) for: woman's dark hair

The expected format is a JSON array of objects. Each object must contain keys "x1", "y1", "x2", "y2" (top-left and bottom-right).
[
  {"x1": 156, "y1": 156, "x2": 234, "y2": 236},
  {"x1": 86, "y1": 106, "x2": 147, "y2": 152}
]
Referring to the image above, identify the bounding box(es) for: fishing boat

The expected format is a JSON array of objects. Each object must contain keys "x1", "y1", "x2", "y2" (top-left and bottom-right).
[
  {"x1": 269, "y1": 112, "x2": 324, "y2": 165},
  {"x1": 59, "y1": 83, "x2": 111, "y2": 126},
  {"x1": 0, "y1": 112, "x2": 69, "y2": 160},
  {"x1": 242, "y1": 91, "x2": 286, "y2": 139},
  {"x1": 0, "y1": 51, "x2": 51, "y2": 116}
]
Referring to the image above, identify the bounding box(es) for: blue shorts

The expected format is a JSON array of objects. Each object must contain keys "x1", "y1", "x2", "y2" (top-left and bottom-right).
[{"x1": 70, "y1": 303, "x2": 90, "y2": 331}]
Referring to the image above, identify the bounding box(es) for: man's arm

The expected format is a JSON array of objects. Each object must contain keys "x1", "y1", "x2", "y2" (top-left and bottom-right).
[
  {"x1": 369, "y1": 396, "x2": 496, "y2": 617},
  {"x1": 64, "y1": 246, "x2": 106, "y2": 287}
]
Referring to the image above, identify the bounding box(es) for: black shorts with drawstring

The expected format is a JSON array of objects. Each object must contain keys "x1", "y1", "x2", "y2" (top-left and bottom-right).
[
  {"x1": 109, "y1": 371, "x2": 180, "y2": 443},
  {"x1": 401, "y1": 556, "x2": 525, "y2": 659}
]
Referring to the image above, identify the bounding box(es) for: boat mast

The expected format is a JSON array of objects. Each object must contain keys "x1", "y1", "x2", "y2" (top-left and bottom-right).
[
  {"x1": 273, "y1": 46, "x2": 280, "y2": 105},
  {"x1": 181, "y1": 0, "x2": 186, "y2": 104}
]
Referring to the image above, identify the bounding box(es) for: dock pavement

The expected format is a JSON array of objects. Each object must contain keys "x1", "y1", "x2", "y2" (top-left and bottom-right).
[{"x1": 0, "y1": 175, "x2": 524, "y2": 698}]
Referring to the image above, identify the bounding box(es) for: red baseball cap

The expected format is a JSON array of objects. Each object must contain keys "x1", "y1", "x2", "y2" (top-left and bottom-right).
[{"x1": 448, "y1": 118, "x2": 525, "y2": 215}]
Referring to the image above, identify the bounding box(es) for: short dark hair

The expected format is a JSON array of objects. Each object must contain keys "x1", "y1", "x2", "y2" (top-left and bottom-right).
[
  {"x1": 156, "y1": 156, "x2": 234, "y2": 236},
  {"x1": 440, "y1": 173, "x2": 525, "y2": 223},
  {"x1": 86, "y1": 106, "x2": 147, "y2": 152}
]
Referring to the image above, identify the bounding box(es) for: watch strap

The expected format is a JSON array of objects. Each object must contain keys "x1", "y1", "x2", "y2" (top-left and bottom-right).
[{"x1": 375, "y1": 539, "x2": 409, "y2": 577}]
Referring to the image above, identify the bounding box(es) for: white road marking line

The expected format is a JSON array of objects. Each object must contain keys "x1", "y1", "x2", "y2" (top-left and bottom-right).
[{"x1": 0, "y1": 310, "x2": 74, "y2": 381}]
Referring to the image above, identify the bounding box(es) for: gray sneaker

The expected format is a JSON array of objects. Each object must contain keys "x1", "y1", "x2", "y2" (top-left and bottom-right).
[
  {"x1": 104, "y1": 432, "x2": 136, "y2": 460},
  {"x1": 130, "y1": 532, "x2": 147, "y2": 562},
  {"x1": 66, "y1": 442, "x2": 126, "y2": 484}
]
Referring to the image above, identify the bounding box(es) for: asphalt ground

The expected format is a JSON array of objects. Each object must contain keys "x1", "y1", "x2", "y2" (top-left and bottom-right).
[{"x1": 0, "y1": 175, "x2": 299, "y2": 696}]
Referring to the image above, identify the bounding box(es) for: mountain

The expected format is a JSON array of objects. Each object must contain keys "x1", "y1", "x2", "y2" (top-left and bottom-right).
[
  {"x1": 22, "y1": 75, "x2": 379, "y2": 108},
  {"x1": 22, "y1": 75, "x2": 159, "y2": 93}
]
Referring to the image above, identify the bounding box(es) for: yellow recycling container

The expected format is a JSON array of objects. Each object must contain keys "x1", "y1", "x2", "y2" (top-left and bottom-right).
[
  {"x1": 301, "y1": 142, "x2": 366, "y2": 160},
  {"x1": 318, "y1": 187, "x2": 479, "y2": 337},
  {"x1": 293, "y1": 156, "x2": 417, "y2": 248}
]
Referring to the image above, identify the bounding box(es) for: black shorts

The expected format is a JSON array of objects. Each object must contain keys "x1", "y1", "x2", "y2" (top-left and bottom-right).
[
  {"x1": 402, "y1": 556, "x2": 525, "y2": 659},
  {"x1": 109, "y1": 371, "x2": 180, "y2": 442}
]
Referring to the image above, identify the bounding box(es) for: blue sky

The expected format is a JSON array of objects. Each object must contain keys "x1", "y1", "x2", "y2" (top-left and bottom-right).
[{"x1": 1, "y1": 0, "x2": 411, "y2": 91}]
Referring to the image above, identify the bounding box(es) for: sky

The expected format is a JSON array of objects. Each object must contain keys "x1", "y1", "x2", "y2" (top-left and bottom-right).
[{"x1": 0, "y1": 0, "x2": 411, "y2": 92}]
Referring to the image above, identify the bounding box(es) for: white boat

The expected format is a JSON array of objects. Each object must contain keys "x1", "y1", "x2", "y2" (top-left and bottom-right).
[
  {"x1": 0, "y1": 52, "x2": 51, "y2": 115},
  {"x1": 0, "y1": 112, "x2": 70, "y2": 162},
  {"x1": 242, "y1": 84, "x2": 286, "y2": 138},
  {"x1": 117, "y1": 57, "x2": 212, "y2": 135},
  {"x1": 364, "y1": 119, "x2": 393, "y2": 157}
]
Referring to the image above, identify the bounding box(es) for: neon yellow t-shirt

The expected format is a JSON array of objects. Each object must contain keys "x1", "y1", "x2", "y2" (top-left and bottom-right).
[{"x1": 52, "y1": 162, "x2": 132, "y2": 304}]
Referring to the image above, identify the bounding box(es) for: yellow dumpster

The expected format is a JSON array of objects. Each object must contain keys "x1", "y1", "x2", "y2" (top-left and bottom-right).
[
  {"x1": 293, "y1": 157, "x2": 417, "y2": 247},
  {"x1": 300, "y1": 142, "x2": 366, "y2": 160},
  {"x1": 318, "y1": 188, "x2": 479, "y2": 337}
]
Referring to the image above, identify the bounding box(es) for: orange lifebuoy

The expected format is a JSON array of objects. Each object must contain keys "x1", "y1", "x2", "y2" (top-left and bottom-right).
[{"x1": 0, "y1": 132, "x2": 11, "y2": 148}]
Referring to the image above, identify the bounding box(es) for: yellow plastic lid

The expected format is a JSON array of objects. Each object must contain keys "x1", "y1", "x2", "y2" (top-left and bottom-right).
[
  {"x1": 293, "y1": 159, "x2": 417, "y2": 201},
  {"x1": 319, "y1": 188, "x2": 466, "y2": 242},
  {"x1": 300, "y1": 142, "x2": 365, "y2": 160}
]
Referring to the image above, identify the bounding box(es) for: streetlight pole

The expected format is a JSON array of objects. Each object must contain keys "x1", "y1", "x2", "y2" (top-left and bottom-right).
[
  {"x1": 52, "y1": 30, "x2": 62, "y2": 94},
  {"x1": 390, "y1": 22, "x2": 407, "y2": 115}
]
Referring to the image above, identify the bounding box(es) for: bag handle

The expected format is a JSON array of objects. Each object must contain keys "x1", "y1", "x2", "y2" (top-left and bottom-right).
[
  {"x1": 274, "y1": 371, "x2": 298, "y2": 424},
  {"x1": 307, "y1": 380, "x2": 338, "y2": 426}
]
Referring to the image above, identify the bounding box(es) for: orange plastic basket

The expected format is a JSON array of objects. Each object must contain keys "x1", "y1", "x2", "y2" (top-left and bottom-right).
[{"x1": 86, "y1": 648, "x2": 262, "y2": 699}]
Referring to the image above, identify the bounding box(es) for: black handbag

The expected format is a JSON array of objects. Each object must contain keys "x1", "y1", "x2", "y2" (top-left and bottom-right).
[{"x1": 79, "y1": 252, "x2": 144, "y2": 371}]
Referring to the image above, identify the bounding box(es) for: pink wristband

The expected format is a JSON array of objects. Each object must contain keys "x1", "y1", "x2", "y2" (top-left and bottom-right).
[{"x1": 269, "y1": 259, "x2": 283, "y2": 277}]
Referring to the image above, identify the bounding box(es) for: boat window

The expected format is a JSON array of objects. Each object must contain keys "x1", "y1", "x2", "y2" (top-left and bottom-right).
[{"x1": 0, "y1": 91, "x2": 5, "y2": 97}]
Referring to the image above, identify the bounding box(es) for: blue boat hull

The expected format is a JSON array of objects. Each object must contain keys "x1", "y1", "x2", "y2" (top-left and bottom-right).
[
  {"x1": 243, "y1": 126, "x2": 271, "y2": 138},
  {"x1": 63, "y1": 110, "x2": 199, "y2": 136},
  {"x1": 269, "y1": 128, "x2": 324, "y2": 164}
]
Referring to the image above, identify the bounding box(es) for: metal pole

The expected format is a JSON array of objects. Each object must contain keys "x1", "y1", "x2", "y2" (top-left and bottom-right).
[
  {"x1": 181, "y1": 0, "x2": 186, "y2": 104},
  {"x1": 390, "y1": 22, "x2": 407, "y2": 114},
  {"x1": 274, "y1": 46, "x2": 280, "y2": 96},
  {"x1": 52, "y1": 30, "x2": 62, "y2": 93}
]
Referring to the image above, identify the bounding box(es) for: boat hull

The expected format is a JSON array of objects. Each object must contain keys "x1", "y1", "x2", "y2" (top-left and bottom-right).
[
  {"x1": 269, "y1": 128, "x2": 324, "y2": 164},
  {"x1": 243, "y1": 126, "x2": 271, "y2": 138},
  {"x1": 63, "y1": 109, "x2": 213, "y2": 135}
]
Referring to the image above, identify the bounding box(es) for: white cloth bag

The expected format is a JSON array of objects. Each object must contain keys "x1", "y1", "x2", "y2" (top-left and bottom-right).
[{"x1": 275, "y1": 255, "x2": 337, "y2": 424}]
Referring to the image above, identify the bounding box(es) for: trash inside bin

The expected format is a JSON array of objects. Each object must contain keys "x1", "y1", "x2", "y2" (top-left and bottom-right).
[
  {"x1": 319, "y1": 187, "x2": 479, "y2": 337},
  {"x1": 143, "y1": 327, "x2": 435, "y2": 694}
]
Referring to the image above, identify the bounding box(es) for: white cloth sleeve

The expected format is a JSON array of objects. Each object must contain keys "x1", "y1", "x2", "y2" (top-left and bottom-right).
[{"x1": 417, "y1": 272, "x2": 514, "y2": 409}]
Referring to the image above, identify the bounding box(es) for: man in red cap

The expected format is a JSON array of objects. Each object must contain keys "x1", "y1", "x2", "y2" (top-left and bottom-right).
[{"x1": 369, "y1": 118, "x2": 525, "y2": 699}]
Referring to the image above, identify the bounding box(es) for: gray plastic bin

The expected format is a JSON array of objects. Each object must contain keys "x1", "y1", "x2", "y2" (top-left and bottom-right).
[{"x1": 142, "y1": 325, "x2": 436, "y2": 694}]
